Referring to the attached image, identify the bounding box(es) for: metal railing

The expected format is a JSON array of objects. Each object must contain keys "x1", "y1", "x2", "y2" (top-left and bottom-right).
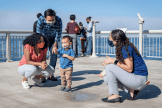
[
  {"x1": 0, "y1": 30, "x2": 162, "y2": 62},
  {"x1": 0, "y1": 31, "x2": 66, "y2": 62},
  {"x1": 95, "y1": 30, "x2": 162, "y2": 58},
  {"x1": 95, "y1": 35, "x2": 162, "y2": 58}
]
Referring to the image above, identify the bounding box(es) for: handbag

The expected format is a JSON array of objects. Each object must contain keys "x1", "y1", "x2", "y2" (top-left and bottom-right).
[{"x1": 75, "y1": 24, "x2": 80, "y2": 34}]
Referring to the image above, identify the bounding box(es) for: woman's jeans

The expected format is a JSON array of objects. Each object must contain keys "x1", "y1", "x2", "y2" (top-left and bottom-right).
[
  {"x1": 69, "y1": 34, "x2": 77, "y2": 55},
  {"x1": 48, "y1": 37, "x2": 57, "y2": 70},
  {"x1": 18, "y1": 64, "x2": 55, "y2": 78},
  {"x1": 104, "y1": 64, "x2": 148, "y2": 95}
]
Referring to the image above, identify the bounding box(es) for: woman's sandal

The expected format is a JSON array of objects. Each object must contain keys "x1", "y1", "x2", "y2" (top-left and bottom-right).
[
  {"x1": 127, "y1": 90, "x2": 140, "y2": 100},
  {"x1": 127, "y1": 80, "x2": 150, "y2": 101},
  {"x1": 102, "y1": 97, "x2": 122, "y2": 103}
]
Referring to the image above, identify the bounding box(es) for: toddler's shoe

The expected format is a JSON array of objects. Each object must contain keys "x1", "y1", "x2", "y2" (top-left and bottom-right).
[
  {"x1": 59, "y1": 87, "x2": 65, "y2": 92},
  {"x1": 63, "y1": 87, "x2": 71, "y2": 93},
  {"x1": 32, "y1": 77, "x2": 44, "y2": 86}
]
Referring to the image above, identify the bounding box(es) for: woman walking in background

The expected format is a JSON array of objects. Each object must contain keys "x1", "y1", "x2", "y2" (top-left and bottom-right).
[{"x1": 65, "y1": 14, "x2": 79, "y2": 56}]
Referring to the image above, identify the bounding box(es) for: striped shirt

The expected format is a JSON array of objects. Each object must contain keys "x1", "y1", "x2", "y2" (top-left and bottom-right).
[{"x1": 36, "y1": 15, "x2": 62, "y2": 42}]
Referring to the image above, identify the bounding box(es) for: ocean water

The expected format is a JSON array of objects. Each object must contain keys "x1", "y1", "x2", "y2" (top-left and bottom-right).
[{"x1": 0, "y1": 34, "x2": 162, "y2": 62}]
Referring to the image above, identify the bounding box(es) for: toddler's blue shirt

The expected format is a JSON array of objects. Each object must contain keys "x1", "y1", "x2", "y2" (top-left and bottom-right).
[{"x1": 57, "y1": 48, "x2": 75, "y2": 69}]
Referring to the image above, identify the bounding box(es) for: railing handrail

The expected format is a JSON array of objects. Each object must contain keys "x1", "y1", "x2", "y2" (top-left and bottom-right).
[
  {"x1": 0, "y1": 30, "x2": 162, "y2": 34},
  {"x1": 0, "y1": 29, "x2": 162, "y2": 61},
  {"x1": 0, "y1": 30, "x2": 67, "y2": 34},
  {"x1": 96, "y1": 30, "x2": 162, "y2": 34}
]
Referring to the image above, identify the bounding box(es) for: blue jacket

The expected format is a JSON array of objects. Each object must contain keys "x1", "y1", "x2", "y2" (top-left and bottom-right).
[{"x1": 79, "y1": 27, "x2": 87, "y2": 38}]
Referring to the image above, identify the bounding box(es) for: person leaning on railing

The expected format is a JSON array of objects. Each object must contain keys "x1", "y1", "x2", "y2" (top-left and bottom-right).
[
  {"x1": 98, "y1": 29, "x2": 150, "y2": 103},
  {"x1": 18, "y1": 33, "x2": 54, "y2": 89},
  {"x1": 36, "y1": 9, "x2": 62, "y2": 82},
  {"x1": 78, "y1": 22, "x2": 87, "y2": 56},
  {"x1": 33, "y1": 13, "x2": 42, "y2": 33},
  {"x1": 84, "y1": 16, "x2": 93, "y2": 56}
]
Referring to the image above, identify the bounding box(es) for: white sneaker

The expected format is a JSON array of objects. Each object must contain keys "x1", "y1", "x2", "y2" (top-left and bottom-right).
[
  {"x1": 81, "y1": 53, "x2": 84, "y2": 57},
  {"x1": 32, "y1": 77, "x2": 44, "y2": 86},
  {"x1": 22, "y1": 81, "x2": 30, "y2": 89}
]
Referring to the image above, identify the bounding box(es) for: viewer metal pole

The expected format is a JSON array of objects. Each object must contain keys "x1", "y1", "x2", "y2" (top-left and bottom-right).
[
  {"x1": 90, "y1": 20, "x2": 99, "y2": 58},
  {"x1": 137, "y1": 13, "x2": 144, "y2": 56}
]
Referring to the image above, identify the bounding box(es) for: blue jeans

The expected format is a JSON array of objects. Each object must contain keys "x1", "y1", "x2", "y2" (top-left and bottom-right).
[
  {"x1": 86, "y1": 36, "x2": 92, "y2": 55},
  {"x1": 48, "y1": 38, "x2": 57, "y2": 70},
  {"x1": 68, "y1": 34, "x2": 77, "y2": 56}
]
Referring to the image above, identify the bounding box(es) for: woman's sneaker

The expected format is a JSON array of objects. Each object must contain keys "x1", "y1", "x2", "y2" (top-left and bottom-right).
[
  {"x1": 63, "y1": 87, "x2": 71, "y2": 93},
  {"x1": 59, "y1": 87, "x2": 65, "y2": 92},
  {"x1": 32, "y1": 77, "x2": 44, "y2": 86},
  {"x1": 81, "y1": 53, "x2": 84, "y2": 57},
  {"x1": 22, "y1": 81, "x2": 30, "y2": 89}
]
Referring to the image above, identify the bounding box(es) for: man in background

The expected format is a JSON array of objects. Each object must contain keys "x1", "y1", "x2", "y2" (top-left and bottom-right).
[{"x1": 33, "y1": 13, "x2": 42, "y2": 33}]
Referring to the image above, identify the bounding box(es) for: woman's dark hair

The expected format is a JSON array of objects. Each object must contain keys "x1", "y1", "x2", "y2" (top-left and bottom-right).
[
  {"x1": 62, "y1": 35, "x2": 72, "y2": 42},
  {"x1": 44, "y1": 9, "x2": 56, "y2": 18},
  {"x1": 111, "y1": 29, "x2": 140, "y2": 64},
  {"x1": 23, "y1": 33, "x2": 49, "y2": 50},
  {"x1": 79, "y1": 22, "x2": 83, "y2": 26},
  {"x1": 70, "y1": 14, "x2": 76, "y2": 20},
  {"x1": 86, "y1": 16, "x2": 92, "y2": 21},
  {"x1": 37, "y1": 13, "x2": 42, "y2": 18}
]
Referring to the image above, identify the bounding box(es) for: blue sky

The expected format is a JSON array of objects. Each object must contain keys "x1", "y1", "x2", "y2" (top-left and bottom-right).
[{"x1": 0, "y1": 0, "x2": 162, "y2": 31}]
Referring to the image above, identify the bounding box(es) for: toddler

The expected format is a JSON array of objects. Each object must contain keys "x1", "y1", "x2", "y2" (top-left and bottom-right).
[{"x1": 53, "y1": 35, "x2": 75, "y2": 92}]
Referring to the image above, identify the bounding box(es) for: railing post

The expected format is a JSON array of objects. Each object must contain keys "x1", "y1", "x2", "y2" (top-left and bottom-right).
[
  {"x1": 90, "y1": 20, "x2": 99, "y2": 58},
  {"x1": 137, "y1": 13, "x2": 144, "y2": 56},
  {"x1": 6, "y1": 33, "x2": 12, "y2": 62}
]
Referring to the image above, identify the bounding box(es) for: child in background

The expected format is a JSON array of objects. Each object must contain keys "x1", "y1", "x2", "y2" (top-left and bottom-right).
[
  {"x1": 78, "y1": 22, "x2": 87, "y2": 56},
  {"x1": 53, "y1": 35, "x2": 75, "y2": 93}
]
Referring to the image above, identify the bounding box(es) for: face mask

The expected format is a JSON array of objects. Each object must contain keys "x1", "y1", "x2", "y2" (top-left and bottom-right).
[
  {"x1": 37, "y1": 42, "x2": 45, "y2": 48},
  {"x1": 62, "y1": 43, "x2": 69, "y2": 49},
  {"x1": 108, "y1": 38, "x2": 114, "y2": 47},
  {"x1": 80, "y1": 26, "x2": 83, "y2": 29},
  {"x1": 46, "y1": 18, "x2": 55, "y2": 23},
  {"x1": 47, "y1": 23, "x2": 53, "y2": 26},
  {"x1": 46, "y1": 19, "x2": 55, "y2": 26},
  {"x1": 87, "y1": 22, "x2": 89, "y2": 24},
  {"x1": 47, "y1": 22, "x2": 55, "y2": 27}
]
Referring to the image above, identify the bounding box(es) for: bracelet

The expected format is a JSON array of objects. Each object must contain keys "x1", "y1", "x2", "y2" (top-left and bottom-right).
[{"x1": 114, "y1": 60, "x2": 118, "y2": 65}]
